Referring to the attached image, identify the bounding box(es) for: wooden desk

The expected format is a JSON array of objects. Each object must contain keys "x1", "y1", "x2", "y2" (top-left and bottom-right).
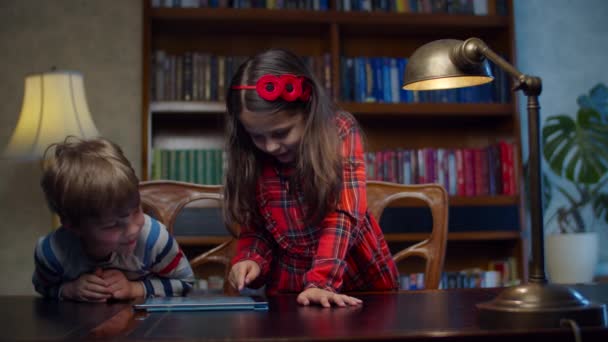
[
  {"x1": 0, "y1": 296, "x2": 130, "y2": 340},
  {"x1": 4, "y1": 285, "x2": 607, "y2": 341}
]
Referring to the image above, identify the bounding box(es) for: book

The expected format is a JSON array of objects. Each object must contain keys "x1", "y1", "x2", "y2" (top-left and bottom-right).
[{"x1": 133, "y1": 295, "x2": 269, "y2": 312}]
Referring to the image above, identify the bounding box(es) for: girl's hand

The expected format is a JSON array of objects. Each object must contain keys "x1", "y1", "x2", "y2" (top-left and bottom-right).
[
  {"x1": 228, "y1": 260, "x2": 260, "y2": 291},
  {"x1": 102, "y1": 269, "x2": 144, "y2": 300},
  {"x1": 297, "y1": 288, "x2": 363, "y2": 308},
  {"x1": 61, "y1": 268, "x2": 112, "y2": 302}
]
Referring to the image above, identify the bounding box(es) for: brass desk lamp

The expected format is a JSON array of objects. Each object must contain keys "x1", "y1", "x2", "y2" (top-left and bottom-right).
[{"x1": 403, "y1": 38, "x2": 607, "y2": 329}]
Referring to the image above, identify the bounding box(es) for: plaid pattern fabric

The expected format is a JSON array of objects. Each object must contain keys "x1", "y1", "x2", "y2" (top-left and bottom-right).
[{"x1": 232, "y1": 112, "x2": 399, "y2": 294}]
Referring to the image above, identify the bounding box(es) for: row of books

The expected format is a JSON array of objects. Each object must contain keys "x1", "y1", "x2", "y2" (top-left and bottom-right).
[
  {"x1": 338, "y1": 0, "x2": 506, "y2": 15},
  {"x1": 400, "y1": 270, "x2": 496, "y2": 290},
  {"x1": 341, "y1": 56, "x2": 511, "y2": 104},
  {"x1": 152, "y1": 0, "x2": 329, "y2": 10},
  {"x1": 401, "y1": 257, "x2": 520, "y2": 290},
  {"x1": 195, "y1": 258, "x2": 519, "y2": 292},
  {"x1": 151, "y1": 51, "x2": 512, "y2": 104},
  {"x1": 151, "y1": 51, "x2": 332, "y2": 102},
  {"x1": 365, "y1": 141, "x2": 518, "y2": 196},
  {"x1": 152, "y1": 0, "x2": 507, "y2": 16},
  {"x1": 150, "y1": 148, "x2": 225, "y2": 185},
  {"x1": 150, "y1": 141, "x2": 518, "y2": 197}
]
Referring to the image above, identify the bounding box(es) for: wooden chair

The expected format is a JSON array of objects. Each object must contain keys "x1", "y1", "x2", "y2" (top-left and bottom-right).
[
  {"x1": 366, "y1": 181, "x2": 449, "y2": 289},
  {"x1": 139, "y1": 180, "x2": 238, "y2": 294}
]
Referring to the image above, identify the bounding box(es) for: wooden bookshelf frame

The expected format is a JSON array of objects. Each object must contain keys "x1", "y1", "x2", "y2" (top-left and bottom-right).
[{"x1": 141, "y1": 0, "x2": 526, "y2": 281}]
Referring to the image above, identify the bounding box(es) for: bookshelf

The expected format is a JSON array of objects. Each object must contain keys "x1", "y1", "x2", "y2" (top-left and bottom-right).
[{"x1": 142, "y1": 0, "x2": 525, "y2": 286}]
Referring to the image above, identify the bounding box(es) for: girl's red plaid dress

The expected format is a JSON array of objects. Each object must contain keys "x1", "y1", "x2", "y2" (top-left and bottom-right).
[{"x1": 232, "y1": 112, "x2": 399, "y2": 295}]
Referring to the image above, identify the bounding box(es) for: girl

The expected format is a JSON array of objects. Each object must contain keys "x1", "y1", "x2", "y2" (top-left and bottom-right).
[{"x1": 225, "y1": 49, "x2": 399, "y2": 307}]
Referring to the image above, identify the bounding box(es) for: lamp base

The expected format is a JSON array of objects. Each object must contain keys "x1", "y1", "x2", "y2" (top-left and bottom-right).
[{"x1": 477, "y1": 283, "x2": 607, "y2": 329}]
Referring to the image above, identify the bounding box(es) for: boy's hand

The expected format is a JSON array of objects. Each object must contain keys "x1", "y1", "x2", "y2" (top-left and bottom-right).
[
  {"x1": 296, "y1": 288, "x2": 363, "y2": 308},
  {"x1": 101, "y1": 269, "x2": 144, "y2": 300},
  {"x1": 61, "y1": 269, "x2": 112, "y2": 302},
  {"x1": 228, "y1": 260, "x2": 260, "y2": 291}
]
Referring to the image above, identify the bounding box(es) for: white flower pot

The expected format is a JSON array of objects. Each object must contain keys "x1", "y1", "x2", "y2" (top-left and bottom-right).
[{"x1": 545, "y1": 232, "x2": 599, "y2": 284}]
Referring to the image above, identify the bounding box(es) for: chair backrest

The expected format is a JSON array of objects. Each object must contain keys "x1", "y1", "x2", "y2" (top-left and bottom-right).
[
  {"x1": 139, "y1": 180, "x2": 238, "y2": 294},
  {"x1": 366, "y1": 181, "x2": 448, "y2": 289}
]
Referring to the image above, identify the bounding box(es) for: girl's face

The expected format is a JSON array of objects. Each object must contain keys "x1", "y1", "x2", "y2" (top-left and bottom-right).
[
  {"x1": 75, "y1": 202, "x2": 145, "y2": 260},
  {"x1": 239, "y1": 109, "x2": 306, "y2": 164}
]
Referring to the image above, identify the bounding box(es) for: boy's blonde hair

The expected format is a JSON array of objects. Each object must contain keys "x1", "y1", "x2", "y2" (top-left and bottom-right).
[{"x1": 40, "y1": 136, "x2": 139, "y2": 227}]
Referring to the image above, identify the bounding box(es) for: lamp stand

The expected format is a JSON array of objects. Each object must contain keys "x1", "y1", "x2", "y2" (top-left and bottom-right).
[
  {"x1": 476, "y1": 83, "x2": 606, "y2": 329},
  {"x1": 458, "y1": 38, "x2": 608, "y2": 329}
]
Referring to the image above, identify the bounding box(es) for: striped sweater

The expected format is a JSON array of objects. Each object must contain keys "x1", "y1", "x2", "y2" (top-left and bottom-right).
[{"x1": 33, "y1": 214, "x2": 194, "y2": 299}]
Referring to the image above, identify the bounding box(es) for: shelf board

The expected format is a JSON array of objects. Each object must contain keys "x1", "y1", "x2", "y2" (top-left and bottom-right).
[
  {"x1": 150, "y1": 8, "x2": 332, "y2": 34},
  {"x1": 150, "y1": 8, "x2": 510, "y2": 30},
  {"x1": 385, "y1": 231, "x2": 521, "y2": 242},
  {"x1": 176, "y1": 236, "x2": 231, "y2": 246},
  {"x1": 449, "y1": 195, "x2": 519, "y2": 206},
  {"x1": 151, "y1": 101, "x2": 514, "y2": 118},
  {"x1": 150, "y1": 101, "x2": 226, "y2": 113},
  {"x1": 384, "y1": 195, "x2": 519, "y2": 208},
  {"x1": 151, "y1": 7, "x2": 334, "y2": 23},
  {"x1": 177, "y1": 231, "x2": 521, "y2": 246},
  {"x1": 342, "y1": 102, "x2": 513, "y2": 117},
  {"x1": 334, "y1": 12, "x2": 509, "y2": 34}
]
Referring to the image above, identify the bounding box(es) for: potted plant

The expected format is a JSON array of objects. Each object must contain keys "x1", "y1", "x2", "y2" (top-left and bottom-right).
[{"x1": 541, "y1": 83, "x2": 608, "y2": 283}]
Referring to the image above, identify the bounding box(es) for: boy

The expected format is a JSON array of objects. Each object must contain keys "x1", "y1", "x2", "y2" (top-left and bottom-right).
[{"x1": 33, "y1": 137, "x2": 194, "y2": 302}]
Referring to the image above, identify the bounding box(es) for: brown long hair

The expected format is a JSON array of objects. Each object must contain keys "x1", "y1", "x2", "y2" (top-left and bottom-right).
[{"x1": 224, "y1": 49, "x2": 343, "y2": 228}]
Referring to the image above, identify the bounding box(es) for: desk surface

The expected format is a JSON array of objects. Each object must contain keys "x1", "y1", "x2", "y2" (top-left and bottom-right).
[{"x1": 4, "y1": 285, "x2": 608, "y2": 341}]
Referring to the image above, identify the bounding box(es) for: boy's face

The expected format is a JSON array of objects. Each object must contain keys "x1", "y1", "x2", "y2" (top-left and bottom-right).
[{"x1": 74, "y1": 201, "x2": 145, "y2": 260}]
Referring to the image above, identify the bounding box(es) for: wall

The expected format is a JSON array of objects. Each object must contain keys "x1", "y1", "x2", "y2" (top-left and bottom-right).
[
  {"x1": 514, "y1": 0, "x2": 608, "y2": 273},
  {"x1": 0, "y1": 0, "x2": 142, "y2": 294}
]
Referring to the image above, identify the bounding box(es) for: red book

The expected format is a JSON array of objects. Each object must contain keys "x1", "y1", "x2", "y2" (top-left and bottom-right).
[
  {"x1": 410, "y1": 149, "x2": 419, "y2": 185},
  {"x1": 425, "y1": 148, "x2": 436, "y2": 184},
  {"x1": 507, "y1": 142, "x2": 517, "y2": 195},
  {"x1": 386, "y1": 150, "x2": 397, "y2": 183},
  {"x1": 474, "y1": 148, "x2": 489, "y2": 196},
  {"x1": 396, "y1": 149, "x2": 404, "y2": 184},
  {"x1": 418, "y1": 149, "x2": 426, "y2": 184},
  {"x1": 455, "y1": 149, "x2": 465, "y2": 196},
  {"x1": 498, "y1": 141, "x2": 513, "y2": 195},
  {"x1": 375, "y1": 151, "x2": 384, "y2": 181},
  {"x1": 463, "y1": 148, "x2": 476, "y2": 197}
]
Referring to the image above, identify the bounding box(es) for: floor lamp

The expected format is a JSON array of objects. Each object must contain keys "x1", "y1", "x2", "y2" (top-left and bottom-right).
[
  {"x1": 4, "y1": 70, "x2": 99, "y2": 227},
  {"x1": 402, "y1": 38, "x2": 607, "y2": 329}
]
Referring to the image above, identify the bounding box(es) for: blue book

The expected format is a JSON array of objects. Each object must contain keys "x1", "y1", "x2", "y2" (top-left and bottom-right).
[{"x1": 133, "y1": 295, "x2": 269, "y2": 312}]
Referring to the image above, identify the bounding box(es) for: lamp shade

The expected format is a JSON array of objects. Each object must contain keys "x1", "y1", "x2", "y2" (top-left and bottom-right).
[
  {"x1": 403, "y1": 39, "x2": 494, "y2": 91},
  {"x1": 4, "y1": 70, "x2": 99, "y2": 159}
]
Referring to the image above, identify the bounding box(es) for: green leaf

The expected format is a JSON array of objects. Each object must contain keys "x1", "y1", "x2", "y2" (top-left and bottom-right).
[
  {"x1": 577, "y1": 83, "x2": 608, "y2": 121},
  {"x1": 593, "y1": 192, "x2": 608, "y2": 223},
  {"x1": 542, "y1": 172, "x2": 552, "y2": 211},
  {"x1": 542, "y1": 108, "x2": 608, "y2": 184}
]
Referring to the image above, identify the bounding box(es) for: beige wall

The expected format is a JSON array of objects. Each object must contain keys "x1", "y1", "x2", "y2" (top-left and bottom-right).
[{"x1": 0, "y1": 0, "x2": 142, "y2": 294}]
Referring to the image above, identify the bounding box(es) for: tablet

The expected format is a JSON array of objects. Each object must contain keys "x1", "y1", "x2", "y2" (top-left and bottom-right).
[{"x1": 133, "y1": 295, "x2": 269, "y2": 312}]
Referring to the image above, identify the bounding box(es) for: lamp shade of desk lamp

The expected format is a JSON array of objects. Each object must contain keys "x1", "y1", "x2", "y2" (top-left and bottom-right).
[
  {"x1": 403, "y1": 38, "x2": 607, "y2": 329},
  {"x1": 4, "y1": 70, "x2": 99, "y2": 160}
]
